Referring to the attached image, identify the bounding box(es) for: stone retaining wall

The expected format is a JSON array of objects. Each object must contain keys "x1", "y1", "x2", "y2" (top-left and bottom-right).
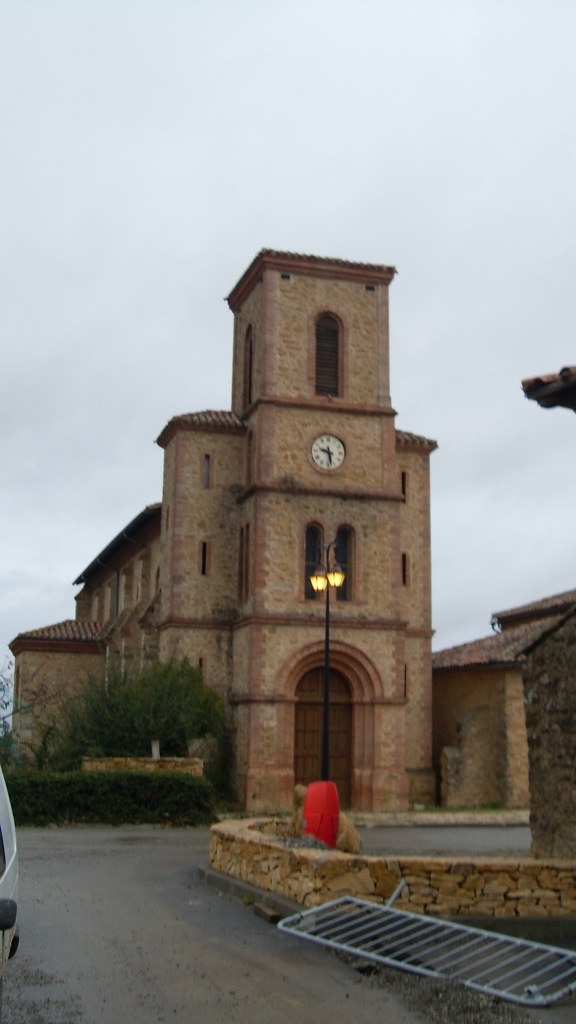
[
  {"x1": 82, "y1": 756, "x2": 203, "y2": 776},
  {"x1": 210, "y1": 818, "x2": 576, "y2": 917}
]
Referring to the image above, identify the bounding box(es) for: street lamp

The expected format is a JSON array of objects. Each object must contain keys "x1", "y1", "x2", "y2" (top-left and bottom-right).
[{"x1": 309, "y1": 540, "x2": 345, "y2": 781}]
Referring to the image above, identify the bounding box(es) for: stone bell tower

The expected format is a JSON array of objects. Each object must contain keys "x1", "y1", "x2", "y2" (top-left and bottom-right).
[{"x1": 219, "y1": 250, "x2": 436, "y2": 811}]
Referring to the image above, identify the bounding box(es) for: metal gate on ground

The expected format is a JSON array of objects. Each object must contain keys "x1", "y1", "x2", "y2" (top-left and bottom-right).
[{"x1": 278, "y1": 895, "x2": 576, "y2": 1008}]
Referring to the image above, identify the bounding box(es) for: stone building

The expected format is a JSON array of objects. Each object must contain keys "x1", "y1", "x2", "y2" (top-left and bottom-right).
[
  {"x1": 432, "y1": 588, "x2": 576, "y2": 815},
  {"x1": 10, "y1": 504, "x2": 162, "y2": 758},
  {"x1": 11, "y1": 249, "x2": 437, "y2": 811},
  {"x1": 520, "y1": 373, "x2": 576, "y2": 856}
]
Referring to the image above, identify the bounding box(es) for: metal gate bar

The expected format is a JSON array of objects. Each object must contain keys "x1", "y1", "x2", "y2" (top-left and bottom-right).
[{"x1": 278, "y1": 896, "x2": 576, "y2": 1007}]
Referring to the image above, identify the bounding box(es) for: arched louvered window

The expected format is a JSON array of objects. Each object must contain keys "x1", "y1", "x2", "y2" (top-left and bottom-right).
[
  {"x1": 243, "y1": 325, "x2": 254, "y2": 408},
  {"x1": 335, "y1": 526, "x2": 353, "y2": 602},
  {"x1": 304, "y1": 524, "x2": 322, "y2": 600},
  {"x1": 315, "y1": 314, "x2": 340, "y2": 396}
]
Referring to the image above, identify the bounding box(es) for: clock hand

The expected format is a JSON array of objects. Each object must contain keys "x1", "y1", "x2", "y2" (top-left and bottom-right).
[{"x1": 321, "y1": 446, "x2": 334, "y2": 465}]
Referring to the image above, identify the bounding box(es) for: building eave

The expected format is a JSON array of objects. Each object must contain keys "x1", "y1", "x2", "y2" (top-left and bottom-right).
[
  {"x1": 226, "y1": 248, "x2": 397, "y2": 312},
  {"x1": 522, "y1": 366, "x2": 576, "y2": 412},
  {"x1": 9, "y1": 619, "x2": 103, "y2": 656},
  {"x1": 73, "y1": 504, "x2": 161, "y2": 585},
  {"x1": 10, "y1": 636, "x2": 104, "y2": 656},
  {"x1": 156, "y1": 410, "x2": 246, "y2": 449}
]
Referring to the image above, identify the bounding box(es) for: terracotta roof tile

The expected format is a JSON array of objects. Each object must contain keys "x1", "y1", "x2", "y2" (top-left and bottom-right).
[
  {"x1": 522, "y1": 366, "x2": 576, "y2": 391},
  {"x1": 522, "y1": 366, "x2": 576, "y2": 411},
  {"x1": 227, "y1": 249, "x2": 397, "y2": 309},
  {"x1": 11, "y1": 620, "x2": 102, "y2": 645},
  {"x1": 492, "y1": 588, "x2": 576, "y2": 629},
  {"x1": 156, "y1": 410, "x2": 245, "y2": 447},
  {"x1": 255, "y1": 248, "x2": 395, "y2": 273},
  {"x1": 395, "y1": 429, "x2": 438, "y2": 451},
  {"x1": 173, "y1": 410, "x2": 244, "y2": 428},
  {"x1": 432, "y1": 613, "x2": 567, "y2": 670}
]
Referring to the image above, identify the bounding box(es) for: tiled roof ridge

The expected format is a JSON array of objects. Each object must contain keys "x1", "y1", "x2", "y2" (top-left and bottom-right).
[
  {"x1": 492, "y1": 587, "x2": 576, "y2": 625},
  {"x1": 157, "y1": 410, "x2": 245, "y2": 443},
  {"x1": 395, "y1": 429, "x2": 438, "y2": 450},
  {"x1": 522, "y1": 366, "x2": 576, "y2": 411},
  {"x1": 13, "y1": 620, "x2": 102, "y2": 643},
  {"x1": 171, "y1": 409, "x2": 244, "y2": 427},
  {"x1": 257, "y1": 248, "x2": 395, "y2": 272},
  {"x1": 432, "y1": 612, "x2": 568, "y2": 670},
  {"x1": 522, "y1": 366, "x2": 576, "y2": 391},
  {"x1": 226, "y1": 249, "x2": 397, "y2": 310}
]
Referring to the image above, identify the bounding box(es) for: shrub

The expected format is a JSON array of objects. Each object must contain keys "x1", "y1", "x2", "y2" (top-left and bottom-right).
[
  {"x1": 6, "y1": 769, "x2": 216, "y2": 827},
  {"x1": 50, "y1": 658, "x2": 226, "y2": 770}
]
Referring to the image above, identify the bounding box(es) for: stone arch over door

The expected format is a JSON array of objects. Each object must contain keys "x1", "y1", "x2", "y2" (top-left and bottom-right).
[{"x1": 294, "y1": 667, "x2": 353, "y2": 807}]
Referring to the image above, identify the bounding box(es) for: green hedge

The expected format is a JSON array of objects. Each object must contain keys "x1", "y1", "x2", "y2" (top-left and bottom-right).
[{"x1": 5, "y1": 770, "x2": 217, "y2": 827}]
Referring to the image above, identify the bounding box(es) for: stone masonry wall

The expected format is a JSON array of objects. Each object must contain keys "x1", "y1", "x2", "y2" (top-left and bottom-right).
[
  {"x1": 523, "y1": 611, "x2": 576, "y2": 858},
  {"x1": 82, "y1": 756, "x2": 203, "y2": 775},
  {"x1": 13, "y1": 647, "x2": 104, "y2": 761},
  {"x1": 433, "y1": 666, "x2": 529, "y2": 810},
  {"x1": 210, "y1": 819, "x2": 576, "y2": 917}
]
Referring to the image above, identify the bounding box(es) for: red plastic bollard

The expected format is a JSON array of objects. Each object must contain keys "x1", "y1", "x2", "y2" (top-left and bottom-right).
[{"x1": 303, "y1": 781, "x2": 340, "y2": 848}]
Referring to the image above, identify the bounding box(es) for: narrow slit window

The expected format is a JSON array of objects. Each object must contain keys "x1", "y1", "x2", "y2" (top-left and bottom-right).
[
  {"x1": 238, "y1": 524, "x2": 250, "y2": 602},
  {"x1": 315, "y1": 314, "x2": 340, "y2": 396},
  {"x1": 201, "y1": 542, "x2": 209, "y2": 576},
  {"x1": 336, "y1": 527, "x2": 352, "y2": 602},
  {"x1": 203, "y1": 454, "x2": 211, "y2": 488},
  {"x1": 238, "y1": 527, "x2": 245, "y2": 602},
  {"x1": 246, "y1": 431, "x2": 254, "y2": 486},
  {"x1": 305, "y1": 524, "x2": 321, "y2": 600},
  {"x1": 402, "y1": 552, "x2": 410, "y2": 586},
  {"x1": 244, "y1": 326, "x2": 254, "y2": 408},
  {"x1": 243, "y1": 523, "x2": 250, "y2": 600}
]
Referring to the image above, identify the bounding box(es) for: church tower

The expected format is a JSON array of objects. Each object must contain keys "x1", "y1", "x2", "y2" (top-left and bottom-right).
[{"x1": 158, "y1": 250, "x2": 436, "y2": 811}]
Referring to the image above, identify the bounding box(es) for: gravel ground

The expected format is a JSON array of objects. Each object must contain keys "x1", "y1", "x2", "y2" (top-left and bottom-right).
[{"x1": 363, "y1": 965, "x2": 538, "y2": 1024}]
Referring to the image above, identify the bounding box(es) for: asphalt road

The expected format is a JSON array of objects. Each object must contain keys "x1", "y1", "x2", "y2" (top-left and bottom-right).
[
  {"x1": 2, "y1": 825, "x2": 575, "y2": 1024},
  {"x1": 3, "y1": 826, "x2": 414, "y2": 1024}
]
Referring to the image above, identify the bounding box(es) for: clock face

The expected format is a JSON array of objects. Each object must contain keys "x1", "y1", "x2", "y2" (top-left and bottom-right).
[{"x1": 311, "y1": 434, "x2": 346, "y2": 470}]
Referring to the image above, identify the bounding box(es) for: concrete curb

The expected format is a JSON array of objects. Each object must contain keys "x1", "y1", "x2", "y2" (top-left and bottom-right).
[
  {"x1": 218, "y1": 809, "x2": 531, "y2": 828},
  {"x1": 351, "y1": 810, "x2": 530, "y2": 827},
  {"x1": 194, "y1": 865, "x2": 300, "y2": 921}
]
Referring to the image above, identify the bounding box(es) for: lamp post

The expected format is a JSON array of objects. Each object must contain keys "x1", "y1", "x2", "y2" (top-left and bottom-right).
[{"x1": 309, "y1": 540, "x2": 345, "y2": 781}]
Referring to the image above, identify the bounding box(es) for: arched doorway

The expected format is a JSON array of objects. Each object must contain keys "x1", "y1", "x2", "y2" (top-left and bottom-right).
[{"x1": 294, "y1": 668, "x2": 353, "y2": 807}]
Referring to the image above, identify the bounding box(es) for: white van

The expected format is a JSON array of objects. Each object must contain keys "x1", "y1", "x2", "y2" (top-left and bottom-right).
[{"x1": 0, "y1": 768, "x2": 18, "y2": 1017}]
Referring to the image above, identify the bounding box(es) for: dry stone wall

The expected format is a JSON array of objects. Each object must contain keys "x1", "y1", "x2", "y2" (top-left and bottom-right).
[
  {"x1": 210, "y1": 818, "x2": 576, "y2": 917},
  {"x1": 82, "y1": 757, "x2": 203, "y2": 776}
]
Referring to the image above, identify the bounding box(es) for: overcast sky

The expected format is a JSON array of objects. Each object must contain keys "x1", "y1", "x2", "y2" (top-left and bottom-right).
[{"x1": 2, "y1": 0, "x2": 576, "y2": 669}]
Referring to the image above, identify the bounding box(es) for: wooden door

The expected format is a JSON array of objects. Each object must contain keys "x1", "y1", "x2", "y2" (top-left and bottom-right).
[{"x1": 294, "y1": 668, "x2": 352, "y2": 807}]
